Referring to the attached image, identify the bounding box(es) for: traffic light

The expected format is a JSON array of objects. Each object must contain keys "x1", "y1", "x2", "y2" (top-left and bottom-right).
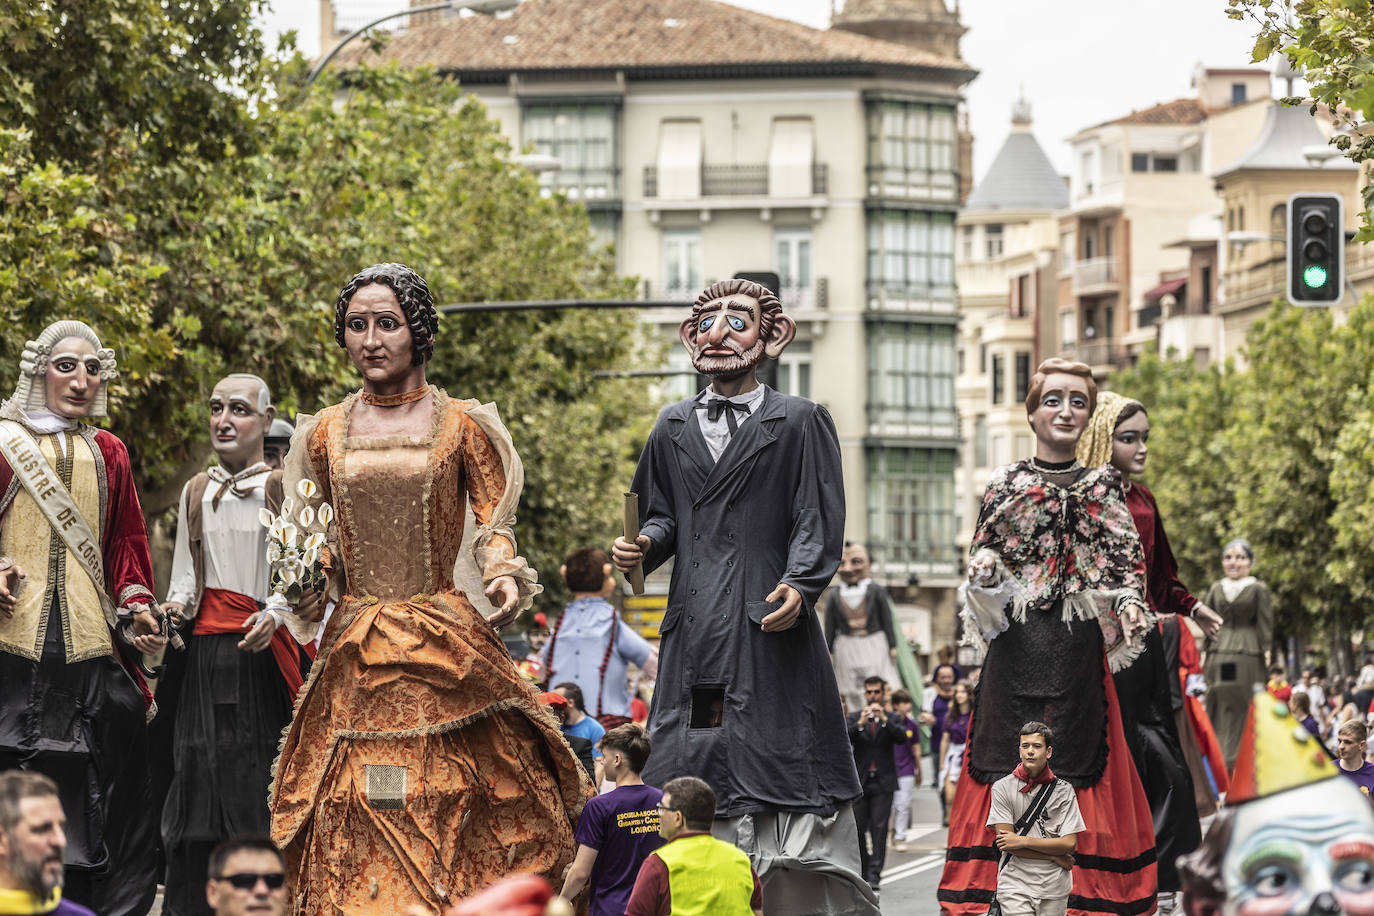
[{"x1": 1286, "y1": 192, "x2": 1344, "y2": 306}]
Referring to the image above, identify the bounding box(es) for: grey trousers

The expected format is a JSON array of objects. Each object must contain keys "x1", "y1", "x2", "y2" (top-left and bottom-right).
[{"x1": 712, "y1": 804, "x2": 881, "y2": 916}]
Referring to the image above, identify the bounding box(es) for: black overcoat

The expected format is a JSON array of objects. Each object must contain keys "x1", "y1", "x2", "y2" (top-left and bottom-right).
[{"x1": 633, "y1": 386, "x2": 861, "y2": 816}]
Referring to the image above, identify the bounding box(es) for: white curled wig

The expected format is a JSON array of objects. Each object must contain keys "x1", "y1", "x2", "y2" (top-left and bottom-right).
[{"x1": 7, "y1": 321, "x2": 119, "y2": 418}]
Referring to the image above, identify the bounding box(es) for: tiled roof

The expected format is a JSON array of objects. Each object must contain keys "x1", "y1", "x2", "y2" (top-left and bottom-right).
[
  {"x1": 332, "y1": 0, "x2": 974, "y2": 78},
  {"x1": 1106, "y1": 97, "x2": 1211, "y2": 126}
]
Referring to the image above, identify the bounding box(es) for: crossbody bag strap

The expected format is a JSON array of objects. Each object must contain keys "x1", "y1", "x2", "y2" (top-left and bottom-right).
[{"x1": 998, "y1": 778, "x2": 1058, "y2": 870}]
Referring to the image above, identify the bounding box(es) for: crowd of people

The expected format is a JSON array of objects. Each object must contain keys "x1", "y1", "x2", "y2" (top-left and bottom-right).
[{"x1": 5, "y1": 263, "x2": 1374, "y2": 916}]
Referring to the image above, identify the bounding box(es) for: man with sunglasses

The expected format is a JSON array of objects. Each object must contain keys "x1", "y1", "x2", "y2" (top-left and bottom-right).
[
  {"x1": 205, "y1": 836, "x2": 286, "y2": 916},
  {"x1": 626, "y1": 776, "x2": 762, "y2": 916}
]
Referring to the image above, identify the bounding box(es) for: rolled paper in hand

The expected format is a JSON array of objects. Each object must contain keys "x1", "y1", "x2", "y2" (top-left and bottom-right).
[{"x1": 624, "y1": 492, "x2": 645, "y2": 596}]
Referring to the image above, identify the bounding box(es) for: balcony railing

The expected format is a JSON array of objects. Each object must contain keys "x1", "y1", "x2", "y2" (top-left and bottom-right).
[
  {"x1": 1073, "y1": 256, "x2": 1119, "y2": 295},
  {"x1": 537, "y1": 167, "x2": 620, "y2": 204},
  {"x1": 643, "y1": 163, "x2": 828, "y2": 199},
  {"x1": 1060, "y1": 340, "x2": 1117, "y2": 368}
]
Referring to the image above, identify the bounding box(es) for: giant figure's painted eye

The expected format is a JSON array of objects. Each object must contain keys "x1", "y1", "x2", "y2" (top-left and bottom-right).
[
  {"x1": 699, "y1": 316, "x2": 715, "y2": 331},
  {"x1": 728, "y1": 316, "x2": 745, "y2": 331}
]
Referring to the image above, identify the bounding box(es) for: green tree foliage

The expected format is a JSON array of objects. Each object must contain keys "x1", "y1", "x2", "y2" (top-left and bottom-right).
[
  {"x1": 1227, "y1": 0, "x2": 1374, "y2": 238},
  {"x1": 1109, "y1": 297, "x2": 1374, "y2": 666},
  {"x1": 0, "y1": 1, "x2": 655, "y2": 607}
]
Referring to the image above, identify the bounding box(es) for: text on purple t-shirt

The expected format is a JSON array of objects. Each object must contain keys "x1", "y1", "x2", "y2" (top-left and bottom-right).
[{"x1": 574, "y1": 782, "x2": 665, "y2": 916}]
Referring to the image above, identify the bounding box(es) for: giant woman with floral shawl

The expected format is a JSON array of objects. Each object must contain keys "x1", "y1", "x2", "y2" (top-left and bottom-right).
[
  {"x1": 938, "y1": 359, "x2": 1159, "y2": 916},
  {"x1": 267, "y1": 264, "x2": 592, "y2": 914}
]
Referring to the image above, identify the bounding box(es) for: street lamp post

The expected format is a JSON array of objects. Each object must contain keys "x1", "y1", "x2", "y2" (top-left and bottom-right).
[{"x1": 308, "y1": 0, "x2": 519, "y2": 83}]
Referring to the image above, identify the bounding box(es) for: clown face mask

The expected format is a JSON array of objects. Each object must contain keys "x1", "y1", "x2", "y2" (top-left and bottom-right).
[{"x1": 1223, "y1": 780, "x2": 1374, "y2": 916}]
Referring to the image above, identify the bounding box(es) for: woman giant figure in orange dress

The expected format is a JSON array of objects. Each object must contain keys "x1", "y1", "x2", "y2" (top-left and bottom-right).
[{"x1": 268, "y1": 264, "x2": 592, "y2": 914}]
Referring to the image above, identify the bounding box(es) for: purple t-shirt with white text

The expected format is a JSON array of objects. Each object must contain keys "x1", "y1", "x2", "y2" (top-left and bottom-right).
[{"x1": 574, "y1": 783, "x2": 665, "y2": 916}]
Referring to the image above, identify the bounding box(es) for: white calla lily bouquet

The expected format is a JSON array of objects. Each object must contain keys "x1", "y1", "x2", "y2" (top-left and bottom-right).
[{"x1": 259, "y1": 478, "x2": 334, "y2": 611}]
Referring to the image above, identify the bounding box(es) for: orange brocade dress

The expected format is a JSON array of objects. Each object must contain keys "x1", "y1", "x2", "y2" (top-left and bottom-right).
[{"x1": 268, "y1": 391, "x2": 592, "y2": 915}]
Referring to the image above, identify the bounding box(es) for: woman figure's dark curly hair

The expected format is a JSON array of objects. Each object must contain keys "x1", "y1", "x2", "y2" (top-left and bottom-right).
[{"x1": 333, "y1": 263, "x2": 439, "y2": 366}]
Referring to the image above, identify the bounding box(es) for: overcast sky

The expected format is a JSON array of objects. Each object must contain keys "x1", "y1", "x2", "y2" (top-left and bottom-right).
[{"x1": 259, "y1": 0, "x2": 1273, "y2": 181}]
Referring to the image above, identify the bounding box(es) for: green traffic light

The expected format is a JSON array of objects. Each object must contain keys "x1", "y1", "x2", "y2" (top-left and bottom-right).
[{"x1": 1303, "y1": 265, "x2": 1329, "y2": 289}]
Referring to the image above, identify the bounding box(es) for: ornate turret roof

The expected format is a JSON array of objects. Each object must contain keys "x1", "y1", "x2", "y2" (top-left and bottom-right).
[
  {"x1": 963, "y1": 98, "x2": 1067, "y2": 213},
  {"x1": 1214, "y1": 98, "x2": 1356, "y2": 178}
]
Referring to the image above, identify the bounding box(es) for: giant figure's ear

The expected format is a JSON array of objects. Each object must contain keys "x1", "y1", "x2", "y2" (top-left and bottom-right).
[
  {"x1": 678, "y1": 315, "x2": 698, "y2": 353},
  {"x1": 763, "y1": 313, "x2": 797, "y2": 359}
]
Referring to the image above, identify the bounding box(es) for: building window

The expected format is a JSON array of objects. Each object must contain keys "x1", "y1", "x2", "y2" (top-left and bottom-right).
[
  {"x1": 865, "y1": 100, "x2": 958, "y2": 199},
  {"x1": 1232, "y1": 82, "x2": 1247, "y2": 104},
  {"x1": 775, "y1": 228, "x2": 813, "y2": 308},
  {"x1": 1014, "y1": 351, "x2": 1031, "y2": 404},
  {"x1": 1103, "y1": 225, "x2": 1114, "y2": 257},
  {"x1": 973, "y1": 415, "x2": 988, "y2": 468},
  {"x1": 984, "y1": 224, "x2": 1004, "y2": 259},
  {"x1": 1060, "y1": 310, "x2": 1077, "y2": 345},
  {"x1": 991, "y1": 352, "x2": 1005, "y2": 405},
  {"x1": 768, "y1": 118, "x2": 815, "y2": 198},
  {"x1": 866, "y1": 322, "x2": 957, "y2": 435},
  {"x1": 866, "y1": 210, "x2": 956, "y2": 309},
  {"x1": 961, "y1": 225, "x2": 975, "y2": 261},
  {"x1": 1154, "y1": 156, "x2": 1178, "y2": 172},
  {"x1": 656, "y1": 120, "x2": 703, "y2": 199},
  {"x1": 865, "y1": 447, "x2": 958, "y2": 573},
  {"x1": 522, "y1": 103, "x2": 618, "y2": 201},
  {"x1": 663, "y1": 230, "x2": 701, "y2": 299},
  {"x1": 1010, "y1": 274, "x2": 1030, "y2": 318},
  {"x1": 1131, "y1": 152, "x2": 1149, "y2": 173},
  {"x1": 1060, "y1": 230, "x2": 1075, "y2": 272},
  {"x1": 1200, "y1": 265, "x2": 1213, "y2": 311},
  {"x1": 776, "y1": 342, "x2": 812, "y2": 399}
]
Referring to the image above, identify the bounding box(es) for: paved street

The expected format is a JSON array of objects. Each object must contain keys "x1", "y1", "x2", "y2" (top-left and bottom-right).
[{"x1": 872, "y1": 774, "x2": 949, "y2": 914}]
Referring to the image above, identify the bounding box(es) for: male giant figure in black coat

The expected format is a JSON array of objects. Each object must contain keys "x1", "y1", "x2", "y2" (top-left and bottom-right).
[{"x1": 614, "y1": 279, "x2": 877, "y2": 914}]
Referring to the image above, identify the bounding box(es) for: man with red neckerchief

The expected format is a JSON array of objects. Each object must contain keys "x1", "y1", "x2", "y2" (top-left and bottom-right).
[{"x1": 986, "y1": 722, "x2": 1084, "y2": 916}]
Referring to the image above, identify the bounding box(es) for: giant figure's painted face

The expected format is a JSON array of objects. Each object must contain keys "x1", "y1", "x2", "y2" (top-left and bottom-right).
[
  {"x1": 1027, "y1": 372, "x2": 1092, "y2": 454},
  {"x1": 682, "y1": 293, "x2": 768, "y2": 378},
  {"x1": 209, "y1": 376, "x2": 273, "y2": 467},
  {"x1": 44, "y1": 337, "x2": 103, "y2": 420},
  {"x1": 1223, "y1": 780, "x2": 1374, "y2": 916}
]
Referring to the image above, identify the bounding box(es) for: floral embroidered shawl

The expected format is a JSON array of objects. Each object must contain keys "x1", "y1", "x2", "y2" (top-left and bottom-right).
[{"x1": 960, "y1": 459, "x2": 1151, "y2": 672}]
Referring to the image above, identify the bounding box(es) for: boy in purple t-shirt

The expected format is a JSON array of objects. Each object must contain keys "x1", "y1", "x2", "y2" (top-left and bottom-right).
[
  {"x1": 1337, "y1": 720, "x2": 1374, "y2": 804},
  {"x1": 890, "y1": 688, "x2": 922, "y2": 850},
  {"x1": 559, "y1": 724, "x2": 665, "y2": 915}
]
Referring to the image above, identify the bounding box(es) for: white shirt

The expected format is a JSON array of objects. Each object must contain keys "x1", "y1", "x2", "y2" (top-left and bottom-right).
[
  {"x1": 838, "y1": 578, "x2": 871, "y2": 609},
  {"x1": 693, "y1": 385, "x2": 766, "y2": 462},
  {"x1": 165, "y1": 466, "x2": 273, "y2": 613},
  {"x1": 987, "y1": 775, "x2": 1084, "y2": 900}
]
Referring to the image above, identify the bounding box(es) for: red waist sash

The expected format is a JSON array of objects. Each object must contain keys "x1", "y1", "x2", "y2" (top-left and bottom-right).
[{"x1": 195, "y1": 588, "x2": 304, "y2": 700}]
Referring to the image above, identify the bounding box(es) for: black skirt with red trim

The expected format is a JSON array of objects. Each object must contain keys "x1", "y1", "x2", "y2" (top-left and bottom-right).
[{"x1": 938, "y1": 627, "x2": 1158, "y2": 915}]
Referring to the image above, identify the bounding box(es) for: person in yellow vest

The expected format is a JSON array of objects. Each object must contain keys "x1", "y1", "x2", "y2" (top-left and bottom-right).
[{"x1": 626, "y1": 776, "x2": 762, "y2": 916}]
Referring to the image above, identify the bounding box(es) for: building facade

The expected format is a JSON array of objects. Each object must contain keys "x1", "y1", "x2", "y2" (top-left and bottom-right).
[{"x1": 326, "y1": 0, "x2": 976, "y2": 653}]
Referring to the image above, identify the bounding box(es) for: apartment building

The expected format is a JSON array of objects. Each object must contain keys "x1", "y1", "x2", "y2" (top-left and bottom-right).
[
  {"x1": 952, "y1": 99, "x2": 1066, "y2": 618},
  {"x1": 324, "y1": 0, "x2": 976, "y2": 648},
  {"x1": 1056, "y1": 68, "x2": 1271, "y2": 377}
]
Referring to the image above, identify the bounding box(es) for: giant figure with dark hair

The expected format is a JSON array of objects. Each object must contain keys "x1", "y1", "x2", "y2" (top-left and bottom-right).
[
  {"x1": 268, "y1": 263, "x2": 592, "y2": 914},
  {"x1": 613, "y1": 279, "x2": 876, "y2": 914}
]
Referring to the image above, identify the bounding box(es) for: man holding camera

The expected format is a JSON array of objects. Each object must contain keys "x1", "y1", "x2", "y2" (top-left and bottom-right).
[{"x1": 847, "y1": 676, "x2": 907, "y2": 893}]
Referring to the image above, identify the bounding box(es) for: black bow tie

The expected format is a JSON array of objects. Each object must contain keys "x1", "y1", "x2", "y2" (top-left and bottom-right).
[{"x1": 699, "y1": 398, "x2": 751, "y2": 434}]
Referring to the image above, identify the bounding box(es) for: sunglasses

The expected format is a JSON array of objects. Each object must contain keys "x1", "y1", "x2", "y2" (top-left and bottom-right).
[{"x1": 216, "y1": 872, "x2": 286, "y2": 891}]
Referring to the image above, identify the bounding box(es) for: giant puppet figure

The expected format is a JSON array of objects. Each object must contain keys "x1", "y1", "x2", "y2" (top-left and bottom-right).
[
  {"x1": 0, "y1": 320, "x2": 162, "y2": 916},
  {"x1": 268, "y1": 263, "x2": 591, "y2": 915},
  {"x1": 613, "y1": 278, "x2": 876, "y2": 915},
  {"x1": 1178, "y1": 691, "x2": 1374, "y2": 916},
  {"x1": 159, "y1": 374, "x2": 318, "y2": 916},
  {"x1": 938, "y1": 358, "x2": 1160, "y2": 916}
]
